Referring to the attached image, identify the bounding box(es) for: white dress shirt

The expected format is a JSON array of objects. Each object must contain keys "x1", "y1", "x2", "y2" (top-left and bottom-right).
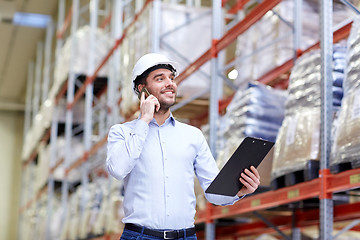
[{"x1": 106, "y1": 114, "x2": 239, "y2": 230}]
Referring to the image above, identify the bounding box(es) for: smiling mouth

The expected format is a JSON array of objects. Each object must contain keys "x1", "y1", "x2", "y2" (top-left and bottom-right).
[{"x1": 161, "y1": 89, "x2": 175, "y2": 95}]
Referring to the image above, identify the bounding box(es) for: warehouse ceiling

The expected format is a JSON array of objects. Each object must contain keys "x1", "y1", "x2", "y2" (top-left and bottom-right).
[{"x1": 0, "y1": 0, "x2": 58, "y2": 112}]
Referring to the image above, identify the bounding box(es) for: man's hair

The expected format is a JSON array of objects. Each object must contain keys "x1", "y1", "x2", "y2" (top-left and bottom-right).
[{"x1": 133, "y1": 64, "x2": 176, "y2": 94}]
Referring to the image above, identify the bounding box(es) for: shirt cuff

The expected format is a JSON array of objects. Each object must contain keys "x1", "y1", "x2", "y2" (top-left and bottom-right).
[{"x1": 132, "y1": 119, "x2": 149, "y2": 139}]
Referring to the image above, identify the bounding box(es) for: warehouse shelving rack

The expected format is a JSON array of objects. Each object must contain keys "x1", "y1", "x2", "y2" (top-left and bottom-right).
[{"x1": 18, "y1": 0, "x2": 360, "y2": 239}]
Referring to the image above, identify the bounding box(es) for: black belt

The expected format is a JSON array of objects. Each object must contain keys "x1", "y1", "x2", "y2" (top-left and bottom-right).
[{"x1": 125, "y1": 223, "x2": 196, "y2": 239}]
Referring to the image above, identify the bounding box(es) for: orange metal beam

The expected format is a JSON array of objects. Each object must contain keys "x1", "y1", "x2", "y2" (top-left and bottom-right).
[
  {"x1": 49, "y1": 158, "x2": 64, "y2": 175},
  {"x1": 202, "y1": 202, "x2": 360, "y2": 238},
  {"x1": 217, "y1": 0, "x2": 282, "y2": 53},
  {"x1": 196, "y1": 168, "x2": 360, "y2": 225},
  {"x1": 196, "y1": 178, "x2": 320, "y2": 223},
  {"x1": 258, "y1": 21, "x2": 353, "y2": 87},
  {"x1": 214, "y1": 179, "x2": 320, "y2": 220},
  {"x1": 228, "y1": 0, "x2": 250, "y2": 15},
  {"x1": 175, "y1": 0, "x2": 282, "y2": 86},
  {"x1": 328, "y1": 167, "x2": 360, "y2": 194},
  {"x1": 66, "y1": 134, "x2": 108, "y2": 174},
  {"x1": 57, "y1": 6, "x2": 73, "y2": 39},
  {"x1": 55, "y1": 80, "x2": 68, "y2": 105},
  {"x1": 100, "y1": 13, "x2": 112, "y2": 29},
  {"x1": 22, "y1": 128, "x2": 51, "y2": 168},
  {"x1": 69, "y1": 0, "x2": 153, "y2": 109}
]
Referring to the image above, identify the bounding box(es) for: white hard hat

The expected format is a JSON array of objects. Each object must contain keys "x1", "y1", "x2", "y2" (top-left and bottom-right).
[{"x1": 132, "y1": 53, "x2": 178, "y2": 93}]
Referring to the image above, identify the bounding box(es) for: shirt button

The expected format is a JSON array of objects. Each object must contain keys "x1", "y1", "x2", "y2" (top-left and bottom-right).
[
  {"x1": 166, "y1": 175, "x2": 169, "y2": 178},
  {"x1": 167, "y1": 194, "x2": 170, "y2": 197}
]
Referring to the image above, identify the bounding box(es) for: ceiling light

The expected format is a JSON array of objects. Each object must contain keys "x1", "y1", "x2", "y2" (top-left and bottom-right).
[
  {"x1": 228, "y1": 69, "x2": 238, "y2": 80},
  {"x1": 13, "y1": 12, "x2": 51, "y2": 28}
]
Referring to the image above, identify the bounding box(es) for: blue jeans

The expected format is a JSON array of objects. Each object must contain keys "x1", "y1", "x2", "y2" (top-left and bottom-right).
[{"x1": 120, "y1": 228, "x2": 197, "y2": 240}]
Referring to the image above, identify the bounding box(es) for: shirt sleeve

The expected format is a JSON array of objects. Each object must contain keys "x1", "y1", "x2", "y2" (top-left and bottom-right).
[
  {"x1": 194, "y1": 130, "x2": 243, "y2": 206},
  {"x1": 106, "y1": 120, "x2": 149, "y2": 180}
]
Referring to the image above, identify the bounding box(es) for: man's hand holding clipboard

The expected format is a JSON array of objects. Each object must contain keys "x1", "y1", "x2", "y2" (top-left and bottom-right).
[{"x1": 206, "y1": 137, "x2": 274, "y2": 197}]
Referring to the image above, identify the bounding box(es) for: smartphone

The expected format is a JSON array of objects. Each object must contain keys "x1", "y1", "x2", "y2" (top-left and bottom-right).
[{"x1": 138, "y1": 87, "x2": 150, "y2": 100}]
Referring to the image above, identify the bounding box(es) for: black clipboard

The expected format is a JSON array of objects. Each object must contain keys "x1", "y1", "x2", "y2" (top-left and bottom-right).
[{"x1": 205, "y1": 137, "x2": 274, "y2": 196}]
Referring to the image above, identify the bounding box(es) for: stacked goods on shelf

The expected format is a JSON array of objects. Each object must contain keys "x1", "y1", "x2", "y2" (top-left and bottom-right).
[
  {"x1": 120, "y1": 3, "x2": 212, "y2": 114},
  {"x1": 219, "y1": 82, "x2": 286, "y2": 185},
  {"x1": 22, "y1": 26, "x2": 112, "y2": 163},
  {"x1": 46, "y1": 136, "x2": 84, "y2": 184},
  {"x1": 235, "y1": 0, "x2": 353, "y2": 88},
  {"x1": 331, "y1": 16, "x2": 360, "y2": 170},
  {"x1": 49, "y1": 177, "x2": 124, "y2": 239},
  {"x1": 200, "y1": 82, "x2": 286, "y2": 189},
  {"x1": 53, "y1": 26, "x2": 112, "y2": 95},
  {"x1": 20, "y1": 194, "x2": 48, "y2": 240},
  {"x1": 119, "y1": 5, "x2": 151, "y2": 114},
  {"x1": 271, "y1": 45, "x2": 346, "y2": 188}
]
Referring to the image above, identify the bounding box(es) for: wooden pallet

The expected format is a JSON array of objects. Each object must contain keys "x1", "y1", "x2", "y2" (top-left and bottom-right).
[
  {"x1": 330, "y1": 161, "x2": 353, "y2": 174},
  {"x1": 271, "y1": 160, "x2": 320, "y2": 190}
]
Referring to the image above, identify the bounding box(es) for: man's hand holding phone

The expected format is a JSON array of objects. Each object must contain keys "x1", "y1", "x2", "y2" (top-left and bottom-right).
[{"x1": 139, "y1": 88, "x2": 160, "y2": 124}]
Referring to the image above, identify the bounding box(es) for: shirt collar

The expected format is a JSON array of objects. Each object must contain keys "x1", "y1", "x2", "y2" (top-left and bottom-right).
[{"x1": 139, "y1": 112, "x2": 176, "y2": 126}]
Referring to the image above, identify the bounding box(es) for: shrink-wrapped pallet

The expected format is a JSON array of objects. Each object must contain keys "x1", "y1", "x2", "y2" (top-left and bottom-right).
[
  {"x1": 272, "y1": 109, "x2": 320, "y2": 178},
  {"x1": 271, "y1": 45, "x2": 346, "y2": 180},
  {"x1": 53, "y1": 26, "x2": 112, "y2": 98},
  {"x1": 235, "y1": 0, "x2": 353, "y2": 87},
  {"x1": 53, "y1": 137, "x2": 84, "y2": 183},
  {"x1": 203, "y1": 82, "x2": 286, "y2": 185},
  {"x1": 332, "y1": 16, "x2": 360, "y2": 166},
  {"x1": 332, "y1": 90, "x2": 360, "y2": 163},
  {"x1": 120, "y1": 3, "x2": 213, "y2": 114}
]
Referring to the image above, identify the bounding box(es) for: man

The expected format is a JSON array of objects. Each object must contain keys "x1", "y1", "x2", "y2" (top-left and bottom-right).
[{"x1": 106, "y1": 53, "x2": 260, "y2": 240}]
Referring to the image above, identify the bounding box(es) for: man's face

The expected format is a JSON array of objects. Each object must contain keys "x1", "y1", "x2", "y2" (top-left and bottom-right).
[{"x1": 144, "y1": 68, "x2": 177, "y2": 110}]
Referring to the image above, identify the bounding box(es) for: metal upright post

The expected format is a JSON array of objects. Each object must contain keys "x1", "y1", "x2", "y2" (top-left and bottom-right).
[
  {"x1": 18, "y1": 61, "x2": 34, "y2": 240},
  {"x1": 206, "y1": 0, "x2": 223, "y2": 239},
  {"x1": 44, "y1": 1, "x2": 65, "y2": 239},
  {"x1": 80, "y1": 0, "x2": 98, "y2": 233},
  {"x1": 108, "y1": 0, "x2": 123, "y2": 129},
  {"x1": 61, "y1": 0, "x2": 79, "y2": 234},
  {"x1": 56, "y1": 0, "x2": 65, "y2": 64},
  {"x1": 151, "y1": 0, "x2": 161, "y2": 53},
  {"x1": 319, "y1": 0, "x2": 333, "y2": 239},
  {"x1": 33, "y1": 42, "x2": 43, "y2": 120},
  {"x1": 292, "y1": 1, "x2": 302, "y2": 238},
  {"x1": 45, "y1": 106, "x2": 59, "y2": 240},
  {"x1": 24, "y1": 62, "x2": 34, "y2": 144},
  {"x1": 186, "y1": 0, "x2": 194, "y2": 8},
  {"x1": 42, "y1": 20, "x2": 54, "y2": 102},
  {"x1": 293, "y1": 0, "x2": 302, "y2": 57}
]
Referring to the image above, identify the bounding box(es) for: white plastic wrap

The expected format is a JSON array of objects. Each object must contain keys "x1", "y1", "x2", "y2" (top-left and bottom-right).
[
  {"x1": 160, "y1": 3, "x2": 212, "y2": 98},
  {"x1": 57, "y1": 98, "x2": 85, "y2": 124},
  {"x1": 205, "y1": 83, "x2": 286, "y2": 186},
  {"x1": 120, "y1": 6, "x2": 151, "y2": 115},
  {"x1": 120, "y1": 3, "x2": 213, "y2": 114},
  {"x1": 35, "y1": 142, "x2": 50, "y2": 192},
  {"x1": 22, "y1": 98, "x2": 54, "y2": 161},
  {"x1": 272, "y1": 109, "x2": 320, "y2": 179},
  {"x1": 272, "y1": 44, "x2": 346, "y2": 179},
  {"x1": 235, "y1": 0, "x2": 354, "y2": 87},
  {"x1": 53, "y1": 136, "x2": 84, "y2": 183},
  {"x1": 332, "y1": 90, "x2": 360, "y2": 163},
  {"x1": 53, "y1": 26, "x2": 113, "y2": 96},
  {"x1": 332, "y1": 16, "x2": 360, "y2": 164}
]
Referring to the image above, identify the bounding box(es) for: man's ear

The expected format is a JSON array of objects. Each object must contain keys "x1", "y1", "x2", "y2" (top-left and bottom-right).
[{"x1": 138, "y1": 84, "x2": 144, "y2": 93}]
